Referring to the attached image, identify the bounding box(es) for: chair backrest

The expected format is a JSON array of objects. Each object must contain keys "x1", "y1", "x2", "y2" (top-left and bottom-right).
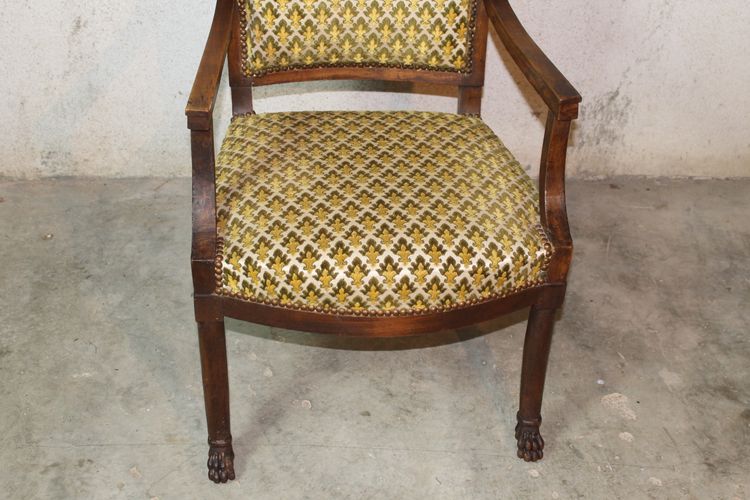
[{"x1": 228, "y1": 0, "x2": 488, "y2": 89}]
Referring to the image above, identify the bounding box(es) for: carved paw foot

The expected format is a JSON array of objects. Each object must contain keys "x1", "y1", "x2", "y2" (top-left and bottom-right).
[
  {"x1": 515, "y1": 420, "x2": 545, "y2": 462},
  {"x1": 207, "y1": 444, "x2": 235, "y2": 483}
]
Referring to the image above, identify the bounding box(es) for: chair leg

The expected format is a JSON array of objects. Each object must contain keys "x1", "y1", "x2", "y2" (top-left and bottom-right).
[
  {"x1": 516, "y1": 305, "x2": 557, "y2": 462},
  {"x1": 198, "y1": 320, "x2": 235, "y2": 483}
]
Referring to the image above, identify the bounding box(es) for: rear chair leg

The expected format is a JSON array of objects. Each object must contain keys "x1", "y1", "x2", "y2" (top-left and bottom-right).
[
  {"x1": 516, "y1": 305, "x2": 557, "y2": 462},
  {"x1": 198, "y1": 320, "x2": 235, "y2": 483}
]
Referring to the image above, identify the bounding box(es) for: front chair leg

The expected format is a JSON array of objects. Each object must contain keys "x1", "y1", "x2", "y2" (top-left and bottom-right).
[
  {"x1": 198, "y1": 320, "x2": 235, "y2": 483},
  {"x1": 516, "y1": 305, "x2": 557, "y2": 462}
]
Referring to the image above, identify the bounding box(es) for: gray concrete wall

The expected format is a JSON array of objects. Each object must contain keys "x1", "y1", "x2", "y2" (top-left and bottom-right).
[{"x1": 1, "y1": 1, "x2": 749, "y2": 179}]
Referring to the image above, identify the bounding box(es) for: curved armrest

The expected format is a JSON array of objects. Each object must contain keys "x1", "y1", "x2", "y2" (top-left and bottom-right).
[
  {"x1": 185, "y1": 0, "x2": 233, "y2": 130},
  {"x1": 485, "y1": 0, "x2": 581, "y2": 120}
]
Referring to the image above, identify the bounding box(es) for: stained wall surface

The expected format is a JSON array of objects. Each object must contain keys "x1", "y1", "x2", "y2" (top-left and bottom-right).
[{"x1": 1, "y1": 1, "x2": 748, "y2": 178}]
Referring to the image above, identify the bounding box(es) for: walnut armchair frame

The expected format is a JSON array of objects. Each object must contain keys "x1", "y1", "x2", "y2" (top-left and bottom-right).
[{"x1": 186, "y1": 0, "x2": 580, "y2": 483}]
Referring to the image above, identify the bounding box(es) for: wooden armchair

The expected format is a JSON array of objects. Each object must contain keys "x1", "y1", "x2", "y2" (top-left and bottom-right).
[{"x1": 186, "y1": 0, "x2": 580, "y2": 483}]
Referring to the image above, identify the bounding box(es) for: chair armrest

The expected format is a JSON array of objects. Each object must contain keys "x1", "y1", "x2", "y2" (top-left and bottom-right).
[
  {"x1": 185, "y1": 0, "x2": 233, "y2": 131},
  {"x1": 485, "y1": 0, "x2": 581, "y2": 120}
]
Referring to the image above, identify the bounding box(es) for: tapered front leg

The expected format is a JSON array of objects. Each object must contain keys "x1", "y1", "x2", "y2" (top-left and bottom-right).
[
  {"x1": 516, "y1": 306, "x2": 557, "y2": 462},
  {"x1": 198, "y1": 320, "x2": 235, "y2": 483}
]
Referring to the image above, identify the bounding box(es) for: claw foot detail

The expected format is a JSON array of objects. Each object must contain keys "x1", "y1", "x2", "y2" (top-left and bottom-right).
[
  {"x1": 515, "y1": 420, "x2": 544, "y2": 462},
  {"x1": 207, "y1": 444, "x2": 235, "y2": 483}
]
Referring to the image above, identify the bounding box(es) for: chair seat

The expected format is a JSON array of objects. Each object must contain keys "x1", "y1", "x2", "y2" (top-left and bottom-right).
[{"x1": 215, "y1": 111, "x2": 553, "y2": 316}]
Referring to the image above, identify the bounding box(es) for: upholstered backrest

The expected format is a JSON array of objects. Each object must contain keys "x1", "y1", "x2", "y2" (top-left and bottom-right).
[{"x1": 238, "y1": 0, "x2": 482, "y2": 78}]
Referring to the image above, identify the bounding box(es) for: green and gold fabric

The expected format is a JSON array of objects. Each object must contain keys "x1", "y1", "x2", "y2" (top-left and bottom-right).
[
  {"x1": 239, "y1": 0, "x2": 479, "y2": 77},
  {"x1": 215, "y1": 111, "x2": 553, "y2": 315}
]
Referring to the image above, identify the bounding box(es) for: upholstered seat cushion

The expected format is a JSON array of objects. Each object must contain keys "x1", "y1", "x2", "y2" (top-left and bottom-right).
[{"x1": 215, "y1": 111, "x2": 553, "y2": 315}]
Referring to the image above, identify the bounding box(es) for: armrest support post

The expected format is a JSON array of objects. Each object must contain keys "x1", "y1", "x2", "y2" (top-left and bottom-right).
[
  {"x1": 191, "y1": 128, "x2": 219, "y2": 295},
  {"x1": 539, "y1": 113, "x2": 573, "y2": 282}
]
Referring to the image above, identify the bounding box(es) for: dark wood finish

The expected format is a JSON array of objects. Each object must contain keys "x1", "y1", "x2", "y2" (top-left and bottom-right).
[
  {"x1": 250, "y1": 66, "x2": 480, "y2": 87},
  {"x1": 198, "y1": 320, "x2": 235, "y2": 483},
  {"x1": 539, "y1": 113, "x2": 574, "y2": 282},
  {"x1": 230, "y1": 86, "x2": 253, "y2": 116},
  {"x1": 217, "y1": 284, "x2": 565, "y2": 336},
  {"x1": 190, "y1": 128, "x2": 217, "y2": 299},
  {"x1": 471, "y1": 0, "x2": 490, "y2": 84},
  {"x1": 458, "y1": 86, "x2": 483, "y2": 115},
  {"x1": 185, "y1": 0, "x2": 580, "y2": 483},
  {"x1": 516, "y1": 305, "x2": 556, "y2": 461},
  {"x1": 227, "y1": 1, "x2": 253, "y2": 114}
]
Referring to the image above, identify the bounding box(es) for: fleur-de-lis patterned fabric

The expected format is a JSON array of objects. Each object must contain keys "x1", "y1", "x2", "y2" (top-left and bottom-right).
[
  {"x1": 240, "y1": 0, "x2": 479, "y2": 77},
  {"x1": 215, "y1": 111, "x2": 553, "y2": 315}
]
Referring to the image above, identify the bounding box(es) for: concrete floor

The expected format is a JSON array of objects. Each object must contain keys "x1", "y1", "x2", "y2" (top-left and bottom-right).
[{"x1": 0, "y1": 177, "x2": 748, "y2": 499}]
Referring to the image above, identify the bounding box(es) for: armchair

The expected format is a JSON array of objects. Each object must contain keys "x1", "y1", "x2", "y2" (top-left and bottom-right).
[{"x1": 186, "y1": 0, "x2": 581, "y2": 483}]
